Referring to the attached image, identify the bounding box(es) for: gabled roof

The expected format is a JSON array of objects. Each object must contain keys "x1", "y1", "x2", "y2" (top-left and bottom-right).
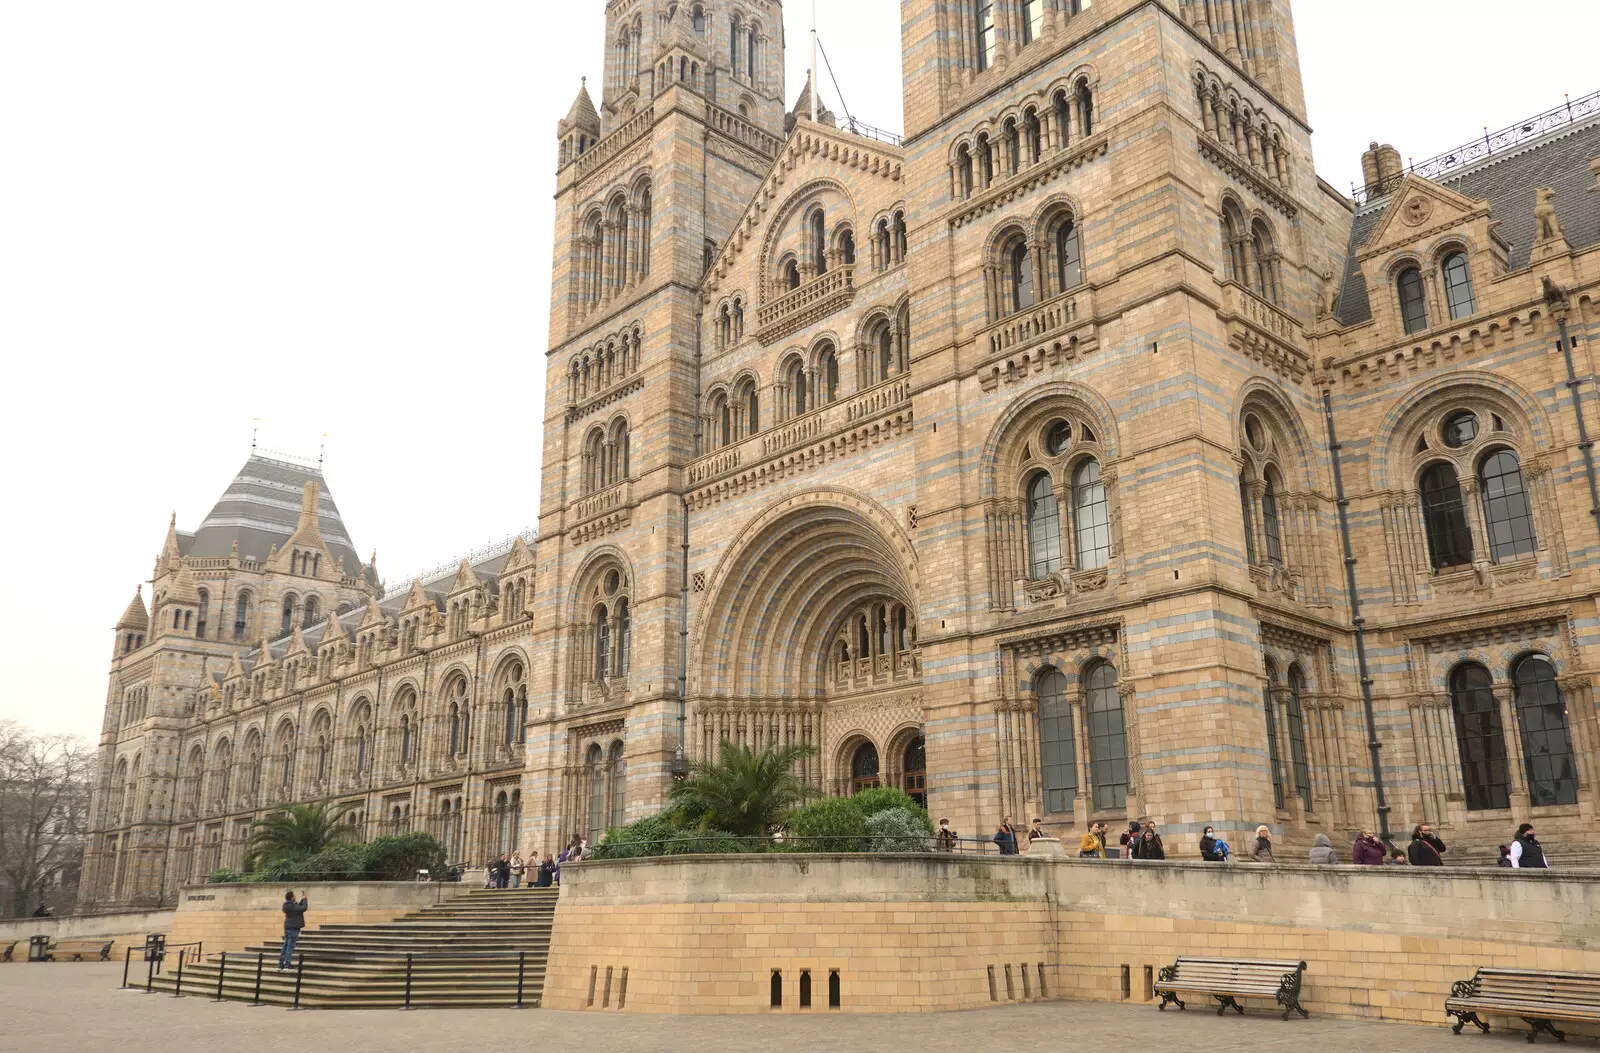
[
  {"x1": 185, "y1": 454, "x2": 361, "y2": 574},
  {"x1": 1336, "y1": 116, "x2": 1600, "y2": 327}
]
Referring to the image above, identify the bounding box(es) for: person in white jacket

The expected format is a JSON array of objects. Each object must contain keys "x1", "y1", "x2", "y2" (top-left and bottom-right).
[{"x1": 1509, "y1": 823, "x2": 1550, "y2": 868}]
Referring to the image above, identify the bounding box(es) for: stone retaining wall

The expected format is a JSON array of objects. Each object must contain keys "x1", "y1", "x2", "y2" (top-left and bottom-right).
[
  {"x1": 0, "y1": 908, "x2": 176, "y2": 959},
  {"x1": 543, "y1": 854, "x2": 1599, "y2": 1029},
  {"x1": 167, "y1": 881, "x2": 471, "y2": 953}
]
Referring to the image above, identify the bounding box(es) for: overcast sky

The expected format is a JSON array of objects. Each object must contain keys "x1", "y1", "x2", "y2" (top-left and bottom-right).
[{"x1": 2, "y1": 1, "x2": 1594, "y2": 742}]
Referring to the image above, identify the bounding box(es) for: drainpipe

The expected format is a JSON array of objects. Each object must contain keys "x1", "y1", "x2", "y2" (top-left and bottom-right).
[
  {"x1": 676, "y1": 128, "x2": 712, "y2": 779},
  {"x1": 1549, "y1": 284, "x2": 1600, "y2": 542},
  {"x1": 1321, "y1": 390, "x2": 1392, "y2": 848}
]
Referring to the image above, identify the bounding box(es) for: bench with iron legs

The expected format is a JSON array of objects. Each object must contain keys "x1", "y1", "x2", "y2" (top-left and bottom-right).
[
  {"x1": 45, "y1": 939, "x2": 115, "y2": 962},
  {"x1": 1445, "y1": 967, "x2": 1600, "y2": 1043},
  {"x1": 1154, "y1": 956, "x2": 1309, "y2": 1020}
]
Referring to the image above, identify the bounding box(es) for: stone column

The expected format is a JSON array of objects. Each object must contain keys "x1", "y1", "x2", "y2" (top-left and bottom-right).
[{"x1": 1496, "y1": 685, "x2": 1530, "y2": 808}]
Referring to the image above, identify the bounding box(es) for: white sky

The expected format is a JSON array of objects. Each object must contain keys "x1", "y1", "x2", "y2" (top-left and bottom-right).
[{"x1": 2, "y1": 1, "x2": 1594, "y2": 741}]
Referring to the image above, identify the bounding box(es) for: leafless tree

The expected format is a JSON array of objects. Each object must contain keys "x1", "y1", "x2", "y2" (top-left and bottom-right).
[{"x1": 0, "y1": 720, "x2": 94, "y2": 917}]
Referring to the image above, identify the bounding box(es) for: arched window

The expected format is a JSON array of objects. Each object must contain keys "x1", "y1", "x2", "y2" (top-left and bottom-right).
[
  {"x1": 819, "y1": 346, "x2": 839, "y2": 403},
  {"x1": 1479, "y1": 449, "x2": 1537, "y2": 562},
  {"x1": 594, "y1": 603, "x2": 611, "y2": 680},
  {"x1": 1263, "y1": 659, "x2": 1285, "y2": 808},
  {"x1": 810, "y1": 211, "x2": 827, "y2": 275},
  {"x1": 449, "y1": 703, "x2": 463, "y2": 757},
  {"x1": 1076, "y1": 79, "x2": 1094, "y2": 135},
  {"x1": 691, "y1": 4, "x2": 704, "y2": 33},
  {"x1": 1448, "y1": 663, "x2": 1510, "y2": 811},
  {"x1": 1036, "y1": 667, "x2": 1076, "y2": 813},
  {"x1": 974, "y1": 0, "x2": 996, "y2": 71},
  {"x1": 711, "y1": 391, "x2": 731, "y2": 449},
  {"x1": 280, "y1": 595, "x2": 296, "y2": 635},
  {"x1": 787, "y1": 358, "x2": 808, "y2": 417},
  {"x1": 1420, "y1": 463, "x2": 1474, "y2": 570},
  {"x1": 586, "y1": 744, "x2": 607, "y2": 842},
  {"x1": 851, "y1": 741, "x2": 881, "y2": 792},
  {"x1": 196, "y1": 589, "x2": 209, "y2": 639},
  {"x1": 729, "y1": 15, "x2": 741, "y2": 66},
  {"x1": 302, "y1": 595, "x2": 320, "y2": 628},
  {"x1": 1511, "y1": 656, "x2": 1578, "y2": 806},
  {"x1": 1084, "y1": 662, "x2": 1127, "y2": 811},
  {"x1": 899, "y1": 735, "x2": 926, "y2": 806},
  {"x1": 1023, "y1": 108, "x2": 1042, "y2": 164},
  {"x1": 1009, "y1": 239, "x2": 1034, "y2": 313},
  {"x1": 957, "y1": 145, "x2": 974, "y2": 199},
  {"x1": 1021, "y1": 0, "x2": 1042, "y2": 43},
  {"x1": 1026, "y1": 471, "x2": 1063, "y2": 579},
  {"x1": 1003, "y1": 118, "x2": 1019, "y2": 174},
  {"x1": 1442, "y1": 251, "x2": 1476, "y2": 320},
  {"x1": 739, "y1": 378, "x2": 761, "y2": 433},
  {"x1": 503, "y1": 687, "x2": 519, "y2": 746},
  {"x1": 1055, "y1": 219, "x2": 1082, "y2": 293},
  {"x1": 1239, "y1": 474, "x2": 1258, "y2": 566},
  {"x1": 785, "y1": 258, "x2": 801, "y2": 290},
  {"x1": 1251, "y1": 220, "x2": 1278, "y2": 304},
  {"x1": 877, "y1": 325, "x2": 894, "y2": 383},
  {"x1": 616, "y1": 598, "x2": 632, "y2": 676},
  {"x1": 1261, "y1": 469, "x2": 1284, "y2": 567},
  {"x1": 1072, "y1": 458, "x2": 1110, "y2": 571},
  {"x1": 608, "y1": 741, "x2": 627, "y2": 827},
  {"x1": 1397, "y1": 266, "x2": 1429, "y2": 334},
  {"x1": 1053, "y1": 91, "x2": 1071, "y2": 149},
  {"x1": 1285, "y1": 665, "x2": 1313, "y2": 809},
  {"x1": 840, "y1": 230, "x2": 855, "y2": 267},
  {"x1": 399, "y1": 713, "x2": 413, "y2": 765}
]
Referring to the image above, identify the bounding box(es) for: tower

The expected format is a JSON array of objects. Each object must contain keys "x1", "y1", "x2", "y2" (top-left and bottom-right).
[{"x1": 526, "y1": 0, "x2": 786, "y2": 851}]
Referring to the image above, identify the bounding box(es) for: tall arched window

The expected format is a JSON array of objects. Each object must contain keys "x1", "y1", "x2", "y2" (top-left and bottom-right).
[
  {"x1": 1055, "y1": 219, "x2": 1082, "y2": 293},
  {"x1": 503, "y1": 687, "x2": 519, "y2": 746},
  {"x1": 1239, "y1": 474, "x2": 1258, "y2": 566},
  {"x1": 1021, "y1": 0, "x2": 1043, "y2": 43},
  {"x1": 1072, "y1": 458, "x2": 1110, "y2": 571},
  {"x1": 1449, "y1": 662, "x2": 1510, "y2": 811},
  {"x1": 608, "y1": 741, "x2": 627, "y2": 827},
  {"x1": 1009, "y1": 240, "x2": 1035, "y2": 313},
  {"x1": 233, "y1": 591, "x2": 252, "y2": 641},
  {"x1": 1263, "y1": 659, "x2": 1285, "y2": 808},
  {"x1": 1053, "y1": 91, "x2": 1071, "y2": 149},
  {"x1": 1511, "y1": 655, "x2": 1578, "y2": 806},
  {"x1": 1026, "y1": 471, "x2": 1063, "y2": 579},
  {"x1": 713, "y1": 391, "x2": 732, "y2": 448},
  {"x1": 399, "y1": 713, "x2": 413, "y2": 765},
  {"x1": 280, "y1": 595, "x2": 296, "y2": 635},
  {"x1": 1397, "y1": 266, "x2": 1429, "y2": 334},
  {"x1": 302, "y1": 595, "x2": 320, "y2": 628},
  {"x1": 974, "y1": 0, "x2": 996, "y2": 71},
  {"x1": 902, "y1": 735, "x2": 926, "y2": 806},
  {"x1": 196, "y1": 589, "x2": 209, "y2": 639},
  {"x1": 787, "y1": 358, "x2": 808, "y2": 417},
  {"x1": 1285, "y1": 665, "x2": 1313, "y2": 809},
  {"x1": 586, "y1": 744, "x2": 607, "y2": 842},
  {"x1": 819, "y1": 347, "x2": 839, "y2": 402},
  {"x1": 747, "y1": 28, "x2": 758, "y2": 79},
  {"x1": 1420, "y1": 463, "x2": 1474, "y2": 570},
  {"x1": 449, "y1": 703, "x2": 464, "y2": 757},
  {"x1": 1076, "y1": 79, "x2": 1094, "y2": 135},
  {"x1": 810, "y1": 211, "x2": 827, "y2": 275},
  {"x1": 738, "y1": 377, "x2": 761, "y2": 431},
  {"x1": 594, "y1": 604, "x2": 611, "y2": 680},
  {"x1": 1479, "y1": 449, "x2": 1537, "y2": 562},
  {"x1": 957, "y1": 145, "x2": 974, "y2": 199},
  {"x1": 1442, "y1": 252, "x2": 1475, "y2": 320},
  {"x1": 1035, "y1": 667, "x2": 1076, "y2": 813},
  {"x1": 616, "y1": 598, "x2": 632, "y2": 676},
  {"x1": 785, "y1": 259, "x2": 801, "y2": 289},
  {"x1": 1085, "y1": 662, "x2": 1127, "y2": 811},
  {"x1": 1251, "y1": 220, "x2": 1278, "y2": 304},
  {"x1": 851, "y1": 741, "x2": 881, "y2": 792},
  {"x1": 1023, "y1": 108, "x2": 1042, "y2": 164},
  {"x1": 1260, "y1": 469, "x2": 1284, "y2": 567}
]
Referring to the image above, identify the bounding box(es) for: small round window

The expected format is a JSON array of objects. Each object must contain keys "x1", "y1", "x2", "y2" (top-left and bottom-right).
[
  {"x1": 1442, "y1": 411, "x2": 1479, "y2": 449},
  {"x1": 1244, "y1": 414, "x2": 1265, "y2": 451},
  {"x1": 1044, "y1": 420, "x2": 1072, "y2": 456},
  {"x1": 604, "y1": 570, "x2": 621, "y2": 595}
]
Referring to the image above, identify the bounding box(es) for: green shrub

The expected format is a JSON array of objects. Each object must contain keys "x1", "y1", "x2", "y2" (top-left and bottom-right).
[
  {"x1": 850, "y1": 786, "x2": 925, "y2": 818},
  {"x1": 664, "y1": 827, "x2": 758, "y2": 855},
  {"x1": 787, "y1": 797, "x2": 869, "y2": 852},
  {"x1": 590, "y1": 813, "x2": 686, "y2": 860},
  {"x1": 260, "y1": 844, "x2": 367, "y2": 881},
  {"x1": 208, "y1": 868, "x2": 243, "y2": 884},
  {"x1": 867, "y1": 807, "x2": 934, "y2": 852},
  {"x1": 361, "y1": 833, "x2": 447, "y2": 880}
]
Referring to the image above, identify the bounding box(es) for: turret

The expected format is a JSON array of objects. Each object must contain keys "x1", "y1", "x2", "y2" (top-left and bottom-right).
[
  {"x1": 557, "y1": 79, "x2": 601, "y2": 169},
  {"x1": 113, "y1": 586, "x2": 148, "y2": 658}
]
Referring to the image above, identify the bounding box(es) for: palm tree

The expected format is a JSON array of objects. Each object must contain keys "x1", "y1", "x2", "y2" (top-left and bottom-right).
[
  {"x1": 244, "y1": 800, "x2": 356, "y2": 869},
  {"x1": 668, "y1": 741, "x2": 818, "y2": 837}
]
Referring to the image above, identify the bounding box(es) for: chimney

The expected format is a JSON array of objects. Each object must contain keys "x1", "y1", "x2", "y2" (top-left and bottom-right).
[
  {"x1": 1362, "y1": 142, "x2": 1404, "y2": 197},
  {"x1": 1361, "y1": 142, "x2": 1382, "y2": 195}
]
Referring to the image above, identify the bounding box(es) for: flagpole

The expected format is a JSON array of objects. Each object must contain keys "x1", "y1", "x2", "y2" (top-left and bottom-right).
[{"x1": 810, "y1": 0, "x2": 818, "y2": 123}]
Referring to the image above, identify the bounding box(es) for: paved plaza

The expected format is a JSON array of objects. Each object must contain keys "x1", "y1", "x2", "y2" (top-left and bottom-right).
[{"x1": 1, "y1": 962, "x2": 1573, "y2": 1052}]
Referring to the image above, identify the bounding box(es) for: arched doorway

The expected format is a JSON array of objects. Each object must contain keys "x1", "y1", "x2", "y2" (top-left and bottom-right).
[{"x1": 850, "y1": 742, "x2": 881, "y2": 792}]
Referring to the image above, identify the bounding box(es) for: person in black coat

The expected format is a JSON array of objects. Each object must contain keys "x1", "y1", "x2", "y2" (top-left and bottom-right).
[
  {"x1": 1199, "y1": 826, "x2": 1223, "y2": 861},
  {"x1": 535, "y1": 854, "x2": 556, "y2": 887},
  {"x1": 1406, "y1": 823, "x2": 1446, "y2": 866},
  {"x1": 1136, "y1": 827, "x2": 1165, "y2": 860},
  {"x1": 1510, "y1": 823, "x2": 1550, "y2": 869},
  {"x1": 993, "y1": 816, "x2": 1019, "y2": 855}
]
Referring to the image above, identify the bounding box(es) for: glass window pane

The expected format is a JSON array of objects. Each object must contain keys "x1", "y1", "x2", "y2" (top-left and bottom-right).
[
  {"x1": 1057, "y1": 221, "x2": 1082, "y2": 291},
  {"x1": 1240, "y1": 476, "x2": 1257, "y2": 565},
  {"x1": 1027, "y1": 472, "x2": 1062, "y2": 578},
  {"x1": 1085, "y1": 663, "x2": 1126, "y2": 811},
  {"x1": 1420, "y1": 463, "x2": 1474, "y2": 569},
  {"x1": 1479, "y1": 450, "x2": 1537, "y2": 562},
  {"x1": 1398, "y1": 267, "x2": 1429, "y2": 334},
  {"x1": 1263, "y1": 662, "x2": 1284, "y2": 809},
  {"x1": 1035, "y1": 668, "x2": 1076, "y2": 814},
  {"x1": 975, "y1": 0, "x2": 996, "y2": 71},
  {"x1": 1513, "y1": 657, "x2": 1578, "y2": 806},
  {"x1": 1443, "y1": 253, "x2": 1476, "y2": 320},
  {"x1": 1011, "y1": 242, "x2": 1034, "y2": 312},
  {"x1": 1073, "y1": 459, "x2": 1110, "y2": 570},
  {"x1": 1286, "y1": 667, "x2": 1313, "y2": 809},
  {"x1": 1261, "y1": 475, "x2": 1283, "y2": 566},
  {"x1": 1449, "y1": 663, "x2": 1511, "y2": 810}
]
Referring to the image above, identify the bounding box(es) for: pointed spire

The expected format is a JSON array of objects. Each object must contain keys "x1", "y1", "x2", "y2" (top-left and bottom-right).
[
  {"x1": 362, "y1": 549, "x2": 382, "y2": 590},
  {"x1": 116, "y1": 586, "x2": 149, "y2": 630},
  {"x1": 560, "y1": 78, "x2": 600, "y2": 137},
  {"x1": 161, "y1": 512, "x2": 183, "y2": 571},
  {"x1": 166, "y1": 565, "x2": 202, "y2": 606},
  {"x1": 787, "y1": 75, "x2": 835, "y2": 133},
  {"x1": 227, "y1": 650, "x2": 247, "y2": 682}
]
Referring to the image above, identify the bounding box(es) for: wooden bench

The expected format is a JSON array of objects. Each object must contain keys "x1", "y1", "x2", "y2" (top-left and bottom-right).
[
  {"x1": 1154, "y1": 956, "x2": 1309, "y2": 1019},
  {"x1": 45, "y1": 939, "x2": 114, "y2": 962},
  {"x1": 1445, "y1": 967, "x2": 1600, "y2": 1043}
]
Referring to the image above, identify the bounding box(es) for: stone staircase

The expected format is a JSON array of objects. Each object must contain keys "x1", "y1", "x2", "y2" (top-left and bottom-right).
[{"x1": 148, "y1": 886, "x2": 558, "y2": 1008}]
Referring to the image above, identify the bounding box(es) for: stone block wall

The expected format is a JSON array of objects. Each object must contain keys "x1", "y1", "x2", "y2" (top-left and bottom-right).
[{"x1": 165, "y1": 881, "x2": 470, "y2": 954}]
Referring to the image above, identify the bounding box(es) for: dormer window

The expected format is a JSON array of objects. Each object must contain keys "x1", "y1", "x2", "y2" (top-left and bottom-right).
[{"x1": 1397, "y1": 266, "x2": 1429, "y2": 334}]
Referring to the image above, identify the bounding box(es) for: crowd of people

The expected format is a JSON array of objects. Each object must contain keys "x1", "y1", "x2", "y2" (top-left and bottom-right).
[
  {"x1": 474, "y1": 835, "x2": 590, "y2": 889},
  {"x1": 982, "y1": 815, "x2": 1553, "y2": 868}
]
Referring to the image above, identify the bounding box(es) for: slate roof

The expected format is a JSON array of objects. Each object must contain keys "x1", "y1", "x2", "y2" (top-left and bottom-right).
[
  {"x1": 185, "y1": 454, "x2": 362, "y2": 575},
  {"x1": 1336, "y1": 116, "x2": 1600, "y2": 327}
]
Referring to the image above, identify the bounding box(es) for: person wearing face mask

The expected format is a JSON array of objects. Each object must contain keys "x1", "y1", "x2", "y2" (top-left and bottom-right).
[
  {"x1": 1198, "y1": 826, "x2": 1223, "y2": 862},
  {"x1": 1509, "y1": 823, "x2": 1550, "y2": 869},
  {"x1": 935, "y1": 817, "x2": 958, "y2": 852}
]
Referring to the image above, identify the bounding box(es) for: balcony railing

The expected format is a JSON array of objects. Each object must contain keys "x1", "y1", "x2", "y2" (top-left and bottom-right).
[
  {"x1": 1220, "y1": 282, "x2": 1305, "y2": 350},
  {"x1": 573, "y1": 481, "x2": 631, "y2": 525},
  {"x1": 756, "y1": 266, "x2": 855, "y2": 344},
  {"x1": 981, "y1": 285, "x2": 1095, "y2": 356},
  {"x1": 707, "y1": 104, "x2": 783, "y2": 158},
  {"x1": 570, "y1": 102, "x2": 656, "y2": 181}
]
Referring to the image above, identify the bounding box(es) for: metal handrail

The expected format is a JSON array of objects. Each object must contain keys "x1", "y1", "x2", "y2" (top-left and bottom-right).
[{"x1": 587, "y1": 833, "x2": 1007, "y2": 859}]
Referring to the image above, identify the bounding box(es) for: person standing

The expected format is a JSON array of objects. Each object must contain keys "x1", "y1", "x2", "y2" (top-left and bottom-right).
[
  {"x1": 1137, "y1": 826, "x2": 1165, "y2": 860},
  {"x1": 1118, "y1": 821, "x2": 1141, "y2": 860},
  {"x1": 535, "y1": 854, "x2": 556, "y2": 887},
  {"x1": 993, "y1": 816, "x2": 1019, "y2": 856},
  {"x1": 1406, "y1": 824, "x2": 1446, "y2": 867},
  {"x1": 510, "y1": 852, "x2": 525, "y2": 888},
  {"x1": 1496, "y1": 845, "x2": 1514, "y2": 868},
  {"x1": 1308, "y1": 833, "x2": 1337, "y2": 865},
  {"x1": 1249, "y1": 825, "x2": 1275, "y2": 863},
  {"x1": 1198, "y1": 826, "x2": 1223, "y2": 862},
  {"x1": 1026, "y1": 818, "x2": 1047, "y2": 847},
  {"x1": 935, "y1": 818, "x2": 958, "y2": 852},
  {"x1": 1079, "y1": 822, "x2": 1107, "y2": 858},
  {"x1": 1510, "y1": 823, "x2": 1550, "y2": 869},
  {"x1": 1352, "y1": 829, "x2": 1385, "y2": 866},
  {"x1": 278, "y1": 890, "x2": 308, "y2": 970}
]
